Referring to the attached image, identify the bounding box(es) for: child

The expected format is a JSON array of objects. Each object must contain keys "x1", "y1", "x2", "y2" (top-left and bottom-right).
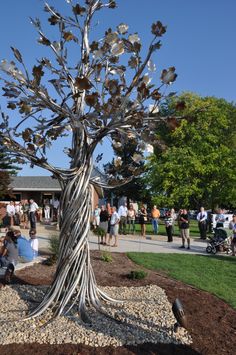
[{"x1": 29, "y1": 229, "x2": 38, "y2": 258}]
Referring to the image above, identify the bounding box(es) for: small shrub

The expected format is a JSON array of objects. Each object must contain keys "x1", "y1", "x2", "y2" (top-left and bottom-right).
[
  {"x1": 92, "y1": 226, "x2": 106, "y2": 238},
  {"x1": 101, "y1": 251, "x2": 113, "y2": 263},
  {"x1": 49, "y1": 235, "x2": 60, "y2": 260},
  {"x1": 127, "y1": 270, "x2": 147, "y2": 280}
]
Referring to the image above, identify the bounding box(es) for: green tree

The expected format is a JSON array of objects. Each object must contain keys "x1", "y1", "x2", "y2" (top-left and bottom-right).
[
  {"x1": 0, "y1": 141, "x2": 21, "y2": 198},
  {"x1": 145, "y1": 93, "x2": 236, "y2": 210}
]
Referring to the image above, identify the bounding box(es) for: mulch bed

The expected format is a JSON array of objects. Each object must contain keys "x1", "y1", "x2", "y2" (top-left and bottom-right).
[{"x1": 0, "y1": 251, "x2": 236, "y2": 355}]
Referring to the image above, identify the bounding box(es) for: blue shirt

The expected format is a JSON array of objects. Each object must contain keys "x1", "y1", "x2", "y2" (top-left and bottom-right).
[{"x1": 17, "y1": 236, "x2": 34, "y2": 262}]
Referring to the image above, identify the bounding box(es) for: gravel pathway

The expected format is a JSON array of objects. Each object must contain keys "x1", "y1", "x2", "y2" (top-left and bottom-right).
[{"x1": 0, "y1": 285, "x2": 191, "y2": 347}]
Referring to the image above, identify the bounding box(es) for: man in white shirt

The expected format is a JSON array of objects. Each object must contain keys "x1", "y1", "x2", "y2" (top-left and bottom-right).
[
  {"x1": 118, "y1": 202, "x2": 128, "y2": 235},
  {"x1": 6, "y1": 201, "x2": 15, "y2": 227},
  {"x1": 29, "y1": 199, "x2": 39, "y2": 230},
  {"x1": 197, "y1": 207, "x2": 208, "y2": 239},
  {"x1": 108, "y1": 207, "x2": 120, "y2": 247}
]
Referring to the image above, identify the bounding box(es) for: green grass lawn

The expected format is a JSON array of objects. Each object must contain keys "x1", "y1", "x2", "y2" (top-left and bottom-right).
[
  {"x1": 133, "y1": 219, "x2": 206, "y2": 238},
  {"x1": 127, "y1": 252, "x2": 236, "y2": 309}
]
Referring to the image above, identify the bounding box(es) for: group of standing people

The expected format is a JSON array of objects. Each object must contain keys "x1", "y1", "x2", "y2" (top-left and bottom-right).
[
  {"x1": 93, "y1": 202, "x2": 138, "y2": 247},
  {"x1": 3, "y1": 198, "x2": 60, "y2": 231},
  {"x1": 5, "y1": 199, "x2": 39, "y2": 230}
]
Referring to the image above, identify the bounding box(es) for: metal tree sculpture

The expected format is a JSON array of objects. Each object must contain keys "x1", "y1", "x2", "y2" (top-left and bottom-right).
[{"x1": 0, "y1": 0, "x2": 177, "y2": 320}]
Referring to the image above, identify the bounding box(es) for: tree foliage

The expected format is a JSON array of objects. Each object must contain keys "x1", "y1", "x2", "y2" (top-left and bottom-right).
[
  {"x1": 145, "y1": 92, "x2": 236, "y2": 209},
  {"x1": 0, "y1": 139, "x2": 21, "y2": 198}
]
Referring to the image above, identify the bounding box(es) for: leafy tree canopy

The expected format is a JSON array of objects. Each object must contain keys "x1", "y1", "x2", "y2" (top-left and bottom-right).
[
  {"x1": 0, "y1": 139, "x2": 21, "y2": 198},
  {"x1": 145, "y1": 92, "x2": 236, "y2": 210}
]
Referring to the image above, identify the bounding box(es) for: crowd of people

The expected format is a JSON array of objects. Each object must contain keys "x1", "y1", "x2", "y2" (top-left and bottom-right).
[
  {"x1": 2, "y1": 198, "x2": 60, "y2": 230},
  {"x1": 92, "y1": 203, "x2": 236, "y2": 254}
]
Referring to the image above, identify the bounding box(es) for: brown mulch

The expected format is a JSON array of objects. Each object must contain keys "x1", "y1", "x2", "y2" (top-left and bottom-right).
[{"x1": 0, "y1": 251, "x2": 236, "y2": 355}]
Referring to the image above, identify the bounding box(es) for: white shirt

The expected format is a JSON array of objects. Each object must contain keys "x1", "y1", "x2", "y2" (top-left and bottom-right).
[
  {"x1": 29, "y1": 202, "x2": 39, "y2": 212},
  {"x1": 53, "y1": 200, "x2": 59, "y2": 209},
  {"x1": 118, "y1": 205, "x2": 128, "y2": 217},
  {"x1": 197, "y1": 211, "x2": 208, "y2": 222},
  {"x1": 7, "y1": 204, "x2": 15, "y2": 215},
  {"x1": 110, "y1": 211, "x2": 120, "y2": 225}
]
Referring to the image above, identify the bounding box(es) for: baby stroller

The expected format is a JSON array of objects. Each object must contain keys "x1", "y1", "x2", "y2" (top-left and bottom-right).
[{"x1": 206, "y1": 228, "x2": 232, "y2": 255}]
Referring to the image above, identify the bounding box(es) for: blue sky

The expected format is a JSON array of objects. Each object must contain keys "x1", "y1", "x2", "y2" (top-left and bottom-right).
[{"x1": 0, "y1": 0, "x2": 235, "y2": 175}]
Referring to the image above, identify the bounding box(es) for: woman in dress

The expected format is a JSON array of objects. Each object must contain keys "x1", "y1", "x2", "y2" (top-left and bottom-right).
[{"x1": 139, "y1": 205, "x2": 147, "y2": 238}]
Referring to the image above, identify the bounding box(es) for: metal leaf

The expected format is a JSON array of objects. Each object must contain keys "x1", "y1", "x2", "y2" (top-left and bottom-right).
[
  {"x1": 131, "y1": 153, "x2": 143, "y2": 163},
  {"x1": 105, "y1": 31, "x2": 118, "y2": 45},
  {"x1": 128, "y1": 56, "x2": 139, "y2": 69},
  {"x1": 7, "y1": 102, "x2": 17, "y2": 110},
  {"x1": 48, "y1": 14, "x2": 60, "y2": 25},
  {"x1": 10, "y1": 47, "x2": 23, "y2": 63},
  {"x1": 22, "y1": 128, "x2": 33, "y2": 142},
  {"x1": 128, "y1": 33, "x2": 140, "y2": 44},
  {"x1": 108, "y1": 0, "x2": 117, "y2": 9},
  {"x1": 160, "y1": 67, "x2": 177, "y2": 84},
  {"x1": 32, "y1": 65, "x2": 44, "y2": 86},
  {"x1": 2, "y1": 87, "x2": 21, "y2": 98},
  {"x1": 19, "y1": 101, "x2": 32, "y2": 114},
  {"x1": 74, "y1": 77, "x2": 92, "y2": 90},
  {"x1": 111, "y1": 41, "x2": 124, "y2": 56},
  {"x1": 114, "y1": 157, "x2": 122, "y2": 167},
  {"x1": 147, "y1": 59, "x2": 156, "y2": 72},
  {"x1": 38, "y1": 36, "x2": 51, "y2": 46},
  {"x1": 85, "y1": 93, "x2": 99, "y2": 107},
  {"x1": 90, "y1": 41, "x2": 99, "y2": 52},
  {"x1": 72, "y1": 4, "x2": 86, "y2": 15},
  {"x1": 117, "y1": 23, "x2": 129, "y2": 35},
  {"x1": 63, "y1": 31, "x2": 75, "y2": 42},
  {"x1": 151, "y1": 21, "x2": 167, "y2": 37}
]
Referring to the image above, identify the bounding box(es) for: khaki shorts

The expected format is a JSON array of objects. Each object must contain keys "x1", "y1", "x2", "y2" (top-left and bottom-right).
[
  {"x1": 180, "y1": 228, "x2": 190, "y2": 239},
  {"x1": 110, "y1": 224, "x2": 119, "y2": 237}
]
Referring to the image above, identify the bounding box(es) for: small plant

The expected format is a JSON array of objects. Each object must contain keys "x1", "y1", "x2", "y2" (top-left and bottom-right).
[
  {"x1": 127, "y1": 270, "x2": 147, "y2": 280},
  {"x1": 92, "y1": 226, "x2": 106, "y2": 238},
  {"x1": 44, "y1": 235, "x2": 60, "y2": 265},
  {"x1": 101, "y1": 251, "x2": 113, "y2": 263}
]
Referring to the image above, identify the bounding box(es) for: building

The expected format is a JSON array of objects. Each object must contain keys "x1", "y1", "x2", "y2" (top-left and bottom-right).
[{"x1": 0, "y1": 168, "x2": 105, "y2": 221}]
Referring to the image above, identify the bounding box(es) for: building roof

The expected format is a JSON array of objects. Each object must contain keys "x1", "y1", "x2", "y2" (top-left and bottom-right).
[
  {"x1": 10, "y1": 167, "x2": 106, "y2": 196},
  {"x1": 10, "y1": 176, "x2": 61, "y2": 191}
]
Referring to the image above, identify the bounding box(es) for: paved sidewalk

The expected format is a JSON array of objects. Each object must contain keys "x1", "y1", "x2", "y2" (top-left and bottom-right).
[
  {"x1": 35, "y1": 224, "x2": 208, "y2": 255},
  {"x1": 1, "y1": 223, "x2": 209, "y2": 256}
]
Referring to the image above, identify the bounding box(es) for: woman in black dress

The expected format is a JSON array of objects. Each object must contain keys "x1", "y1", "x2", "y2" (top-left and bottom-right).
[{"x1": 139, "y1": 205, "x2": 147, "y2": 237}]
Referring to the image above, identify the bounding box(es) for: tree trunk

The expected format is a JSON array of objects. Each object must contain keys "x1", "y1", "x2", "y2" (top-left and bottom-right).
[{"x1": 28, "y1": 161, "x2": 114, "y2": 321}]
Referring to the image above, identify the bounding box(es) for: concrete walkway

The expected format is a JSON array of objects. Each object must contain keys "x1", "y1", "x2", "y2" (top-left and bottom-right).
[
  {"x1": 35, "y1": 224, "x2": 209, "y2": 255},
  {"x1": 1, "y1": 223, "x2": 210, "y2": 258}
]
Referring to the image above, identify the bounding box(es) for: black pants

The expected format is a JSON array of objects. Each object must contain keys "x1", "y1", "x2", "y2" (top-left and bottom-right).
[
  {"x1": 166, "y1": 225, "x2": 173, "y2": 242},
  {"x1": 29, "y1": 212, "x2": 36, "y2": 229},
  {"x1": 198, "y1": 221, "x2": 207, "y2": 239}
]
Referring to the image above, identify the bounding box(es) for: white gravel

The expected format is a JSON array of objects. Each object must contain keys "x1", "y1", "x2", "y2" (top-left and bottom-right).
[{"x1": 0, "y1": 284, "x2": 191, "y2": 347}]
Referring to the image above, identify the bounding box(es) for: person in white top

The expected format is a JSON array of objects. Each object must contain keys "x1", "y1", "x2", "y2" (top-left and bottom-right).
[
  {"x1": 29, "y1": 199, "x2": 39, "y2": 230},
  {"x1": 127, "y1": 204, "x2": 136, "y2": 234},
  {"x1": 29, "y1": 229, "x2": 38, "y2": 258},
  {"x1": 44, "y1": 202, "x2": 51, "y2": 221},
  {"x1": 118, "y1": 203, "x2": 128, "y2": 235},
  {"x1": 6, "y1": 201, "x2": 15, "y2": 227},
  {"x1": 108, "y1": 207, "x2": 120, "y2": 247},
  {"x1": 197, "y1": 207, "x2": 208, "y2": 239}
]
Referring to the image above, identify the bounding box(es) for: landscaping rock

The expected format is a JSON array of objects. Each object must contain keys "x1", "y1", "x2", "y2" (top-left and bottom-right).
[{"x1": 0, "y1": 284, "x2": 191, "y2": 347}]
